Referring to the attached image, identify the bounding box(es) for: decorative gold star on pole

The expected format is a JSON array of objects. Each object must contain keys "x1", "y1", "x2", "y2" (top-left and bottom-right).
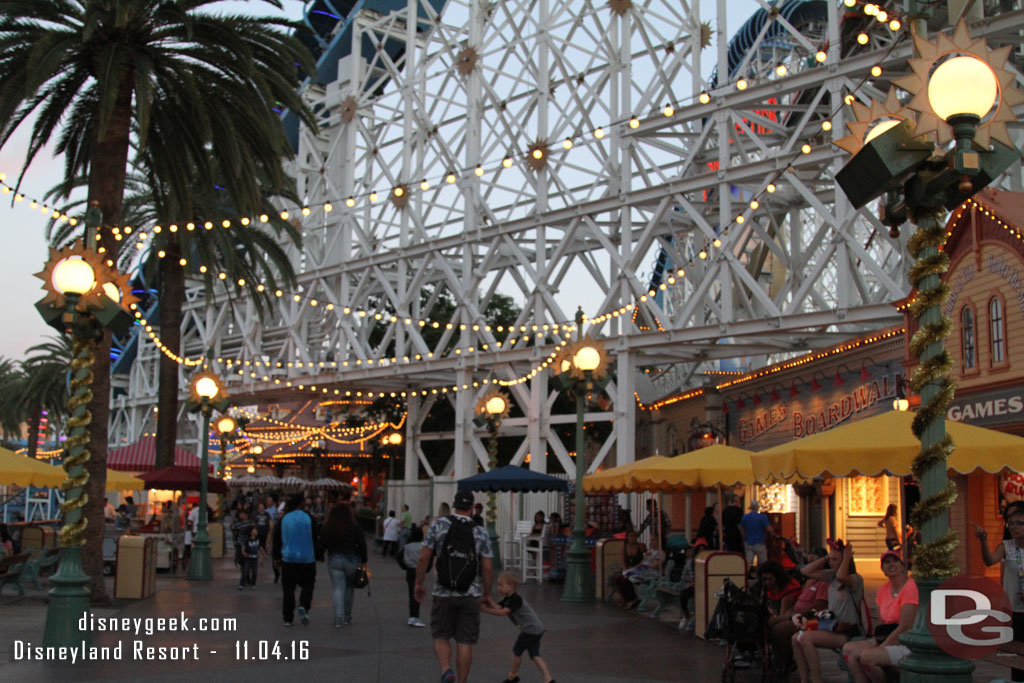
[
  {"x1": 893, "y1": 20, "x2": 1023, "y2": 148},
  {"x1": 833, "y1": 88, "x2": 917, "y2": 156}
]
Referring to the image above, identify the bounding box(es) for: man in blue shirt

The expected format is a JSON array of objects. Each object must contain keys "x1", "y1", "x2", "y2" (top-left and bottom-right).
[
  {"x1": 739, "y1": 500, "x2": 772, "y2": 567},
  {"x1": 273, "y1": 493, "x2": 316, "y2": 626}
]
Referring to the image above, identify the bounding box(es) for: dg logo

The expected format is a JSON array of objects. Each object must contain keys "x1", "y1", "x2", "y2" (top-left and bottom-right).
[{"x1": 929, "y1": 574, "x2": 1014, "y2": 659}]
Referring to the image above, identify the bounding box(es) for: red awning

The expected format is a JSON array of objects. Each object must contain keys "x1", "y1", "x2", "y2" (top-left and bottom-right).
[{"x1": 107, "y1": 438, "x2": 210, "y2": 472}]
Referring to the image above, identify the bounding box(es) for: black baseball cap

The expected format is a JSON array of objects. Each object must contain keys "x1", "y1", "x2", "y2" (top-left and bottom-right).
[{"x1": 453, "y1": 491, "x2": 474, "y2": 510}]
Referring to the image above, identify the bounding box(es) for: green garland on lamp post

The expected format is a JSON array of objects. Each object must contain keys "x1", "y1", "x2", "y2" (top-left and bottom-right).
[
  {"x1": 475, "y1": 389, "x2": 510, "y2": 570},
  {"x1": 834, "y1": 21, "x2": 1023, "y2": 681},
  {"x1": 33, "y1": 237, "x2": 136, "y2": 648}
]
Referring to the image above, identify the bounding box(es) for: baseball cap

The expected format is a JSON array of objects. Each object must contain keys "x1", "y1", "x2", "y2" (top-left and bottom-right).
[
  {"x1": 880, "y1": 550, "x2": 904, "y2": 568},
  {"x1": 453, "y1": 490, "x2": 474, "y2": 510}
]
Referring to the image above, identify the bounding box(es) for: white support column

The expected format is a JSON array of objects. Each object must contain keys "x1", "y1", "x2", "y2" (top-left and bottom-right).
[
  {"x1": 528, "y1": 372, "x2": 547, "y2": 472},
  {"x1": 404, "y1": 393, "x2": 419, "y2": 481},
  {"x1": 615, "y1": 349, "x2": 636, "y2": 467},
  {"x1": 453, "y1": 367, "x2": 475, "y2": 480}
]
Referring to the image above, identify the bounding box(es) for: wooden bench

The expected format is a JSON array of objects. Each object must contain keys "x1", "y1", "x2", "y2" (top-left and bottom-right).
[
  {"x1": 982, "y1": 639, "x2": 1024, "y2": 678},
  {"x1": 0, "y1": 552, "x2": 32, "y2": 596}
]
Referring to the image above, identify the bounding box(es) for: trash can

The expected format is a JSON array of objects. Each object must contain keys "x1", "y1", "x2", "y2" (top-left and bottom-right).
[
  {"x1": 20, "y1": 525, "x2": 57, "y2": 553},
  {"x1": 208, "y1": 522, "x2": 224, "y2": 559},
  {"x1": 114, "y1": 536, "x2": 157, "y2": 599},
  {"x1": 694, "y1": 550, "x2": 746, "y2": 639},
  {"x1": 595, "y1": 538, "x2": 624, "y2": 600}
]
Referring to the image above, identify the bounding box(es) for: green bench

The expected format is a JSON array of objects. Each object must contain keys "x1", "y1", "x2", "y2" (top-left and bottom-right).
[{"x1": 0, "y1": 552, "x2": 32, "y2": 596}]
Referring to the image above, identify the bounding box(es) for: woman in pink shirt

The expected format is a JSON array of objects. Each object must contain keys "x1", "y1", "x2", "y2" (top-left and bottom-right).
[{"x1": 842, "y1": 550, "x2": 918, "y2": 683}]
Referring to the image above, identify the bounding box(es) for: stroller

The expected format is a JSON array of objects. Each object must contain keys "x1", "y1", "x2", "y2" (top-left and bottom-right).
[{"x1": 706, "y1": 577, "x2": 771, "y2": 683}]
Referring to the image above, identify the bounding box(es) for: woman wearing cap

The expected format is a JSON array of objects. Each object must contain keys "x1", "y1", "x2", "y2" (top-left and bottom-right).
[{"x1": 841, "y1": 550, "x2": 917, "y2": 683}]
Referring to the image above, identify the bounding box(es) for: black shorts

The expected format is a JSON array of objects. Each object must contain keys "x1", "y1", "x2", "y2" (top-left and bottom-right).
[
  {"x1": 430, "y1": 595, "x2": 481, "y2": 644},
  {"x1": 512, "y1": 631, "x2": 544, "y2": 659}
]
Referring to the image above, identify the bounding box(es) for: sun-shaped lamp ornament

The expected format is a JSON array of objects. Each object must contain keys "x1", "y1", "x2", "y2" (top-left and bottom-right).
[
  {"x1": 473, "y1": 388, "x2": 510, "y2": 569},
  {"x1": 34, "y1": 237, "x2": 137, "y2": 649},
  {"x1": 835, "y1": 21, "x2": 1022, "y2": 683}
]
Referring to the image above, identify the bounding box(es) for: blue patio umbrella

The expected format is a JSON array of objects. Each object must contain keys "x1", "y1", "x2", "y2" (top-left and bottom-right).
[{"x1": 457, "y1": 465, "x2": 568, "y2": 493}]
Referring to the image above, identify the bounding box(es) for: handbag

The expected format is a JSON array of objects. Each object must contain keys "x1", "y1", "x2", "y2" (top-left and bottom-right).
[{"x1": 352, "y1": 567, "x2": 370, "y2": 591}]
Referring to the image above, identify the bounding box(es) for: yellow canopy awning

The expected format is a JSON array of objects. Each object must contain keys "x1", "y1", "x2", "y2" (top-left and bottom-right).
[
  {"x1": 0, "y1": 448, "x2": 144, "y2": 490},
  {"x1": 752, "y1": 409, "x2": 1024, "y2": 483},
  {"x1": 0, "y1": 448, "x2": 65, "y2": 488},
  {"x1": 582, "y1": 455, "x2": 670, "y2": 492},
  {"x1": 627, "y1": 445, "x2": 758, "y2": 491}
]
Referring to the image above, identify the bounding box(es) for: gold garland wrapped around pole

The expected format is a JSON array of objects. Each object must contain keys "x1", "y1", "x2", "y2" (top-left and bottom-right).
[
  {"x1": 906, "y1": 208, "x2": 959, "y2": 579},
  {"x1": 42, "y1": 335, "x2": 96, "y2": 647},
  {"x1": 58, "y1": 337, "x2": 95, "y2": 546},
  {"x1": 486, "y1": 418, "x2": 501, "y2": 569}
]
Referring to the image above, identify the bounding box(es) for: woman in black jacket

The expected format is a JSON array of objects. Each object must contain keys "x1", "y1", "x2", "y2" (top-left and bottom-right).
[{"x1": 321, "y1": 502, "x2": 368, "y2": 627}]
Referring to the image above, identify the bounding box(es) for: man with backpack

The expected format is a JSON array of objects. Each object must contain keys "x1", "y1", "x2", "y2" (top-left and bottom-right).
[{"x1": 414, "y1": 490, "x2": 494, "y2": 683}]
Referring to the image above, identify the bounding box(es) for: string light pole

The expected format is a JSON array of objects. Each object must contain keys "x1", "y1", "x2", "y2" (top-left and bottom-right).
[
  {"x1": 474, "y1": 389, "x2": 510, "y2": 570},
  {"x1": 186, "y1": 370, "x2": 229, "y2": 582},
  {"x1": 835, "y1": 21, "x2": 1021, "y2": 682},
  {"x1": 34, "y1": 237, "x2": 135, "y2": 647},
  {"x1": 554, "y1": 308, "x2": 610, "y2": 602},
  {"x1": 215, "y1": 415, "x2": 236, "y2": 478}
]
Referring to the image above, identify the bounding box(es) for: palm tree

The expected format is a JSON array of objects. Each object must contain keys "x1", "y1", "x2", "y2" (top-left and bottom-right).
[
  {"x1": 0, "y1": 0, "x2": 316, "y2": 600},
  {"x1": 0, "y1": 356, "x2": 26, "y2": 444},
  {"x1": 21, "y1": 336, "x2": 75, "y2": 458}
]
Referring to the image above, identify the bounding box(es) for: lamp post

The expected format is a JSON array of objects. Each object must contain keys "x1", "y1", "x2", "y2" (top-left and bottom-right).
[
  {"x1": 187, "y1": 371, "x2": 228, "y2": 581},
  {"x1": 248, "y1": 444, "x2": 263, "y2": 475},
  {"x1": 834, "y1": 21, "x2": 1022, "y2": 682},
  {"x1": 310, "y1": 438, "x2": 326, "y2": 480},
  {"x1": 34, "y1": 239, "x2": 135, "y2": 648},
  {"x1": 383, "y1": 432, "x2": 402, "y2": 514},
  {"x1": 216, "y1": 415, "x2": 236, "y2": 478},
  {"x1": 553, "y1": 309, "x2": 610, "y2": 602},
  {"x1": 474, "y1": 389, "x2": 510, "y2": 570}
]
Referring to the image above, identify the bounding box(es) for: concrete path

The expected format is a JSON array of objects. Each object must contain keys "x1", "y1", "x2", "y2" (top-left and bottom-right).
[{"x1": 0, "y1": 548, "x2": 1012, "y2": 682}]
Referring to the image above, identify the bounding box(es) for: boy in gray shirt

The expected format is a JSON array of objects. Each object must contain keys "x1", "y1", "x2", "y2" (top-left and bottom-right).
[{"x1": 482, "y1": 570, "x2": 556, "y2": 683}]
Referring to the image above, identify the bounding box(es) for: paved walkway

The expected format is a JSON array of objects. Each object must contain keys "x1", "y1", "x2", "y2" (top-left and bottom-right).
[{"x1": 0, "y1": 548, "x2": 1012, "y2": 682}]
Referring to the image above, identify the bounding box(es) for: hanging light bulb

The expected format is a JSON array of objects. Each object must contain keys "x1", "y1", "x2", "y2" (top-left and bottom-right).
[
  {"x1": 863, "y1": 3, "x2": 877, "y2": 15},
  {"x1": 698, "y1": 249, "x2": 707, "y2": 259},
  {"x1": 502, "y1": 155, "x2": 513, "y2": 168},
  {"x1": 857, "y1": 33, "x2": 869, "y2": 45},
  {"x1": 699, "y1": 91, "x2": 710, "y2": 104},
  {"x1": 562, "y1": 137, "x2": 573, "y2": 150},
  {"x1": 736, "y1": 215, "x2": 745, "y2": 224},
  {"x1": 750, "y1": 199, "x2": 759, "y2": 209},
  {"x1": 889, "y1": 18, "x2": 901, "y2": 31},
  {"x1": 393, "y1": 186, "x2": 404, "y2": 197},
  {"x1": 663, "y1": 104, "x2": 674, "y2": 117},
  {"x1": 775, "y1": 64, "x2": 788, "y2": 77},
  {"x1": 345, "y1": 197, "x2": 355, "y2": 207},
  {"x1": 629, "y1": 116, "x2": 640, "y2": 128},
  {"x1": 369, "y1": 190, "x2": 379, "y2": 202},
  {"x1": 280, "y1": 210, "x2": 289, "y2": 219},
  {"x1": 531, "y1": 148, "x2": 544, "y2": 159},
  {"x1": 766, "y1": 183, "x2": 776, "y2": 193},
  {"x1": 259, "y1": 214, "x2": 269, "y2": 222},
  {"x1": 420, "y1": 179, "x2": 430, "y2": 191},
  {"x1": 876, "y1": 10, "x2": 888, "y2": 22},
  {"x1": 301, "y1": 206, "x2": 311, "y2": 216},
  {"x1": 822, "y1": 120, "x2": 832, "y2": 131},
  {"x1": 801, "y1": 143, "x2": 812, "y2": 154},
  {"x1": 815, "y1": 50, "x2": 827, "y2": 63},
  {"x1": 594, "y1": 127, "x2": 605, "y2": 139},
  {"x1": 324, "y1": 202, "x2": 333, "y2": 212},
  {"x1": 446, "y1": 172, "x2": 457, "y2": 183},
  {"x1": 713, "y1": 238, "x2": 722, "y2": 247},
  {"x1": 474, "y1": 165, "x2": 484, "y2": 177},
  {"x1": 736, "y1": 78, "x2": 748, "y2": 90}
]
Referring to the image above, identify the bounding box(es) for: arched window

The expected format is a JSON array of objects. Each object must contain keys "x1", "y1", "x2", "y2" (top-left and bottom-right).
[
  {"x1": 990, "y1": 297, "x2": 1006, "y2": 364},
  {"x1": 962, "y1": 307, "x2": 976, "y2": 370}
]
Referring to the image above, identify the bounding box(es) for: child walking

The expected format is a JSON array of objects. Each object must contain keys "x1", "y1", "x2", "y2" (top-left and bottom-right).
[
  {"x1": 482, "y1": 570, "x2": 557, "y2": 683},
  {"x1": 240, "y1": 525, "x2": 263, "y2": 589},
  {"x1": 396, "y1": 524, "x2": 427, "y2": 627}
]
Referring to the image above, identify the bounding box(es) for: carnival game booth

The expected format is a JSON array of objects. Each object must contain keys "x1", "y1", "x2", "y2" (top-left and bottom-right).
[{"x1": 752, "y1": 409, "x2": 1024, "y2": 579}]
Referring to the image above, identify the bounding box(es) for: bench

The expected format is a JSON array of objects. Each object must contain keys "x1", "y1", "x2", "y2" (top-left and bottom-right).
[
  {"x1": 0, "y1": 552, "x2": 32, "y2": 596},
  {"x1": 20, "y1": 547, "x2": 61, "y2": 589},
  {"x1": 636, "y1": 559, "x2": 676, "y2": 614},
  {"x1": 652, "y1": 566, "x2": 692, "y2": 618},
  {"x1": 982, "y1": 639, "x2": 1024, "y2": 679}
]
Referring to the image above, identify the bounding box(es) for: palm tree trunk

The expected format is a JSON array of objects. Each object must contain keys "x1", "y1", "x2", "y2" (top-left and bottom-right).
[
  {"x1": 155, "y1": 238, "x2": 184, "y2": 469},
  {"x1": 82, "y1": 80, "x2": 133, "y2": 603}
]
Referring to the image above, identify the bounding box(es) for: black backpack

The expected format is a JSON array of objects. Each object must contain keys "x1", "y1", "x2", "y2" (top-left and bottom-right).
[{"x1": 435, "y1": 516, "x2": 478, "y2": 592}]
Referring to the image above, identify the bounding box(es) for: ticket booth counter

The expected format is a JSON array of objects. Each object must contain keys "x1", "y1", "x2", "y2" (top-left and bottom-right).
[{"x1": 694, "y1": 550, "x2": 746, "y2": 639}]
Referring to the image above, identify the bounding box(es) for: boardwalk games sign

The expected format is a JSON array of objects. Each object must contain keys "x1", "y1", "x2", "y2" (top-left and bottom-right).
[{"x1": 726, "y1": 363, "x2": 901, "y2": 450}]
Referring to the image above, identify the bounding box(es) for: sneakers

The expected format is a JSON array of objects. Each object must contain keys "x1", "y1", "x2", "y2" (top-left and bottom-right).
[
  {"x1": 283, "y1": 621, "x2": 292, "y2": 627},
  {"x1": 237, "y1": 585, "x2": 244, "y2": 591},
  {"x1": 502, "y1": 677, "x2": 521, "y2": 683},
  {"x1": 678, "y1": 616, "x2": 695, "y2": 632},
  {"x1": 334, "y1": 618, "x2": 343, "y2": 628},
  {"x1": 410, "y1": 618, "x2": 426, "y2": 628},
  {"x1": 297, "y1": 606, "x2": 309, "y2": 625},
  {"x1": 407, "y1": 617, "x2": 416, "y2": 626},
  {"x1": 441, "y1": 668, "x2": 456, "y2": 683}
]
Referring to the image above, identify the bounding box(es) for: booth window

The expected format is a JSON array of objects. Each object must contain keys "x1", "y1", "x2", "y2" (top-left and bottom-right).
[
  {"x1": 961, "y1": 306, "x2": 976, "y2": 370},
  {"x1": 847, "y1": 476, "x2": 888, "y2": 516},
  {"x1": 989, "y1": 297, "x2": 1006, "y2": 365}
]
